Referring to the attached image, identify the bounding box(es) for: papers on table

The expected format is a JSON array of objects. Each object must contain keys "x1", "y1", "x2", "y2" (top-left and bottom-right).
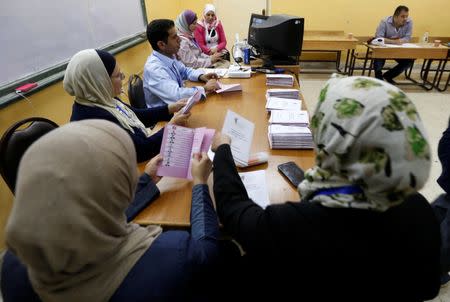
[
  {"x1": 265, "y1": 97, "x2": 302, "y2": 111},
  {"x1": 383, "y1": 43, "x2": 420, "y2": 48},
  {"x1": 266, "y1": 74, "x2": 294, "y2": 87},
  {"x1": 238, "y1": 170, "x2": 270, "y2": 209},
  {"x1": 269, "y1": 110, "x2": 309, "y2": 127},
  {"x1": 266, "y1": 88, "x2": 300, "y2": 99},
  {"x1": 268, "y1": 124, "x2": 314, "y2": 149},
  {"x1": 222, "y1": 110, "x2": 255, "y2": 166},
  {"x1": 216, "y1": 81, "x2": 242, "y2": 93}
]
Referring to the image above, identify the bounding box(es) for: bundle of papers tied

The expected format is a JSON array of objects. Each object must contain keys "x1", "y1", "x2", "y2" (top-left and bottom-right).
[{"x1": 266, "y1": 74, "x2": 294, "y2": 87}]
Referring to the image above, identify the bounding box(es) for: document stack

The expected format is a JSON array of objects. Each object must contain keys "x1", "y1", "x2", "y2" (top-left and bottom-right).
[
  {"x1": 269, "y1": 110, "x2": 309, "y2": 127},
  {"x1": 268, "y1": 124, "x2": 314, "y2": 149},
  {"x1": 265, "y1": 97, "x2": 302, "y2": 112},
  {"x1": 266, "y1": 88, "x2": 300, "y2": 99},
  {"x1": 266, "y1": 74, "x2": 294, "y2": 87}
]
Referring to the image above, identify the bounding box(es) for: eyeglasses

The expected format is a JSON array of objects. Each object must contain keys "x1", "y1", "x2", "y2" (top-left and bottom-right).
[{"x1": 112, "y1": 72, "x2": 125, "y2": 80}]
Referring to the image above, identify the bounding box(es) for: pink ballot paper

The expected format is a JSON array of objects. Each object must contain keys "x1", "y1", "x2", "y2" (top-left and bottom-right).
[
  {"x1": 182, "y1": 90, "x2": 202, "y2": 114},
  {"x1": 157, "y1": 124, "x2": 215, "y2": 179},
  {"x1": 216, "y1": 81, "x2": 242, "y2": 94}
]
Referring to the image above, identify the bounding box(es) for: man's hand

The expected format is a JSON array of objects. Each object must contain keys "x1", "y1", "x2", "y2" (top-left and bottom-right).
[
  {"x1": 210, "y1": 52, "x2": 223, "y2": 63},
  {"x1": 191, "y1": 152, "x2": 212, "y2": 185},
  {"x1": 210, "y1": 47, "x2": 218, "y2": 54},
  {"x1": 144, "y1": 154, "x2": 163, "y2": 184},
  {"x1": 168, "y1": 110, "x2": 191, "y2": 126},
  {"x1": 199, "y1": 73, "x2": 218, "y2": 82},
  {"x1": 204, "y1": 79, "x2": 219, "y2": 93},
  {"x1": 211, "y1": 132, "x2": 231, "y2": 152},
  {"x1": 168, "y1": 99, "x2": 188, "y2": 114}
]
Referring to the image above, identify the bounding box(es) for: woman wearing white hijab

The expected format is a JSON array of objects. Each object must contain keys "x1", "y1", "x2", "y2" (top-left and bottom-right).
[
  {"x1": 66, "y1": 49, "x2": 190, "y2": 163},
  {"x1": 211, "y1": 75, "x2": 441, "y2": 300},
  {"x1": 1, "y1": 120, "x2": 220, "y2": 301},
  {"x1": 194, "y1": 4, "x2": 228, "y2": 56},
  {"x1": 175, "y1": 9, "x2": 229, "y2": 68}
]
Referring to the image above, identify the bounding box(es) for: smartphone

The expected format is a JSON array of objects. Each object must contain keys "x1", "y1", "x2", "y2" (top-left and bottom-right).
[{"x1": 278, "y1": 161, "x2": 305, "y2": 188}]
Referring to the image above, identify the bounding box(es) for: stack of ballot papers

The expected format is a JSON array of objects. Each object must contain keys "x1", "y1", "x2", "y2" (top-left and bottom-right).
[
  {"x1": 266, "y1": 74, "x2": 294, "y2": 87},
  {"x1": 268, "y1": 124, "x2": 314, "y2": 149},
  {"x1": 265, "y1": 97, "x2": 302, "y2": 111},
  {"x1": 266, "y1": 88, "x2": 300, "y2": 99},
  {"x1": 269, "y1": 110, "x2": 309, "y2": 127},
  {"x1": 216, "y1": 81, "x2": 242, "y2": 93},
  {"x1": 222, "y1": 110, "x2": 255, "y2": 166}
]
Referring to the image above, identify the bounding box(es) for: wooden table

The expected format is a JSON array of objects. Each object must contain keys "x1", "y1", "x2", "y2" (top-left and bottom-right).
[
  {"x1": 302, "y1": 30, "x2": 359, "y2": 74},
  {"x1": 353, "y1": 43, "x2": 449, "y2": 90},
  {"x1": 133, "y1": 73, "x2": 315, "y2": 227}
]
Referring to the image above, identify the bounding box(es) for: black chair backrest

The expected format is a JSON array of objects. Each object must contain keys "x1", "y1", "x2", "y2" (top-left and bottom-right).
[
  {"x1": 0, "y1": 117, "x2": 59, "y2": 194},
  {"x1": 127, "y1": 74, "x2": 147, "y2": 109}
]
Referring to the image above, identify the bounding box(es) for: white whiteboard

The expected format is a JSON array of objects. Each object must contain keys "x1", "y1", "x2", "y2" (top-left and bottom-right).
[{"x1": 0, "y1": 0, "x2": 145, "y2": 86}]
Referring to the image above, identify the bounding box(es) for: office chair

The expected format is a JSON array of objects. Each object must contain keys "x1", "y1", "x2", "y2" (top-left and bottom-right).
[
  {"x1": 0, "y1": 117, "x2": 59, "y2": 194},
  {"x1": 128, "y1": 74, "x2": 147, "y2": 109}
]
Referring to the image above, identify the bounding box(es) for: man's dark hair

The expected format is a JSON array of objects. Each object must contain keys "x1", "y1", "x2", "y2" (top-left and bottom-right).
[
  {"x1": 146, "y1": 19, "x2": 175, "y2": 51},
  {"x1": 394, "y1": 5, "x2": 409, "y2": 16}
]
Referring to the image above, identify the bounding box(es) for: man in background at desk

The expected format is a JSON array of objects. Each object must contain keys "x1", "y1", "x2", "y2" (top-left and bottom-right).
[
  {"x1": 144, "y1": 19, "x2": 219, "y2": 108},
  {"x1": 373, "y1": 5, "x2": 414, "y2": 84}
]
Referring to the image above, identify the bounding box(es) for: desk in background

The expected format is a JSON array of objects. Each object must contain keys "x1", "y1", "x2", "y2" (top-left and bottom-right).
[
  {"x1": 350, "y1": 43, "x2": 449, "y2": 90},
  {"x1": 301, "y1": 30, "x2": 359, "y2": 74},
  {"x1": 134, "y1": 74, "x2": 315, "y2": 227}
]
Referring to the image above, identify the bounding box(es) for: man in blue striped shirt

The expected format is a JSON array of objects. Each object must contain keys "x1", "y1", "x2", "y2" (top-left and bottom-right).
[
  {"x1": 373, "y1": 5, "x2": 414, "y2": 84},
  {"x1": 144, "y1": 19, "x2": 219, "y2": 108}
]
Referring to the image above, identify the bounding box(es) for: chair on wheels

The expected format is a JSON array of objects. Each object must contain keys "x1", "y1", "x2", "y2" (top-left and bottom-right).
[
  {"x1": 0, "y1": 117, "x2": 59, "y2": 194},
  {"x1": 127, "y1": 74, "x2": 147, "y2": 109}
]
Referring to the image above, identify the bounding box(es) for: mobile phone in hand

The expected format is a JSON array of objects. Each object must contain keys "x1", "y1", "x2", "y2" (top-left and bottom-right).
[{"x1": 278, "y1": 161, "x2": 305, "y2": 188}]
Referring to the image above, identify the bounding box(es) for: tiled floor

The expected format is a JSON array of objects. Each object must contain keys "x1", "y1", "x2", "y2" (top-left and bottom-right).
[{"x1": 300, "y1": 70, "x2": 450, "y2": 301}]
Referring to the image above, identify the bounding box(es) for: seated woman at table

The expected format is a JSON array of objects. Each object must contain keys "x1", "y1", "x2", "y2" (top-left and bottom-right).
[
  {"x1": 65, "y1": 49, "x2": 190, "y2": 163},
  {"x1": 194, "y1": 4, "x2": 228, "y2": 57},
  {"x1": 211, "y1": 75, "x2": 441, "y2": 300},
  {"x1": 1, "y1": 119, "x2": 220, "y2": 301},
  {"x1": 175, "y1": 9, "x2": 229, "y2": 69},
  {"x1": 432, "y1": 117, "x2": 450, "y2": 285}
]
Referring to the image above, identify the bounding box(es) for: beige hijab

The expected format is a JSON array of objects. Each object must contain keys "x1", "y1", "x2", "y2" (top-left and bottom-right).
[
  {"x1": 63, "y1": 49, "x2": 150, "y2": 136},
  {"x1": 5, "y1": 119, "x2": 162, "y2": 302}
]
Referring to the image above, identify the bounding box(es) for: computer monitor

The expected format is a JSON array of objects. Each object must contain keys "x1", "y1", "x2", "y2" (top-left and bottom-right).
[{"x1": 248, "y1": 14, "x2": 304, "y2": 66}]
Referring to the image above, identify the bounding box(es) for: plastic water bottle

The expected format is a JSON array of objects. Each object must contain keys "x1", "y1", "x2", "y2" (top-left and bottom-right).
[{"x1": 422, "y1": 32, "x2": 429, "y2": 43}]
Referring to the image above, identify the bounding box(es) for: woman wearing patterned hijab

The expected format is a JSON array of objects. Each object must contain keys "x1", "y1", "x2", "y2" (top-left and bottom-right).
[
  {"x1": 1, "y1": 120, "x2": 220, "y2": 301},
  {"x1": 66, "y1": 49, "x2": 190, "y2": 162},
  {"x1": 211, "y1": 75, "x2": 441, "y2": 300},
  {"x1": 175, "y1": 9, "x2": 229, "y2": 68}
]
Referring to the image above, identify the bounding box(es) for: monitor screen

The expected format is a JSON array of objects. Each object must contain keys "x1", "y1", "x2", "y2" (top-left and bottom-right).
[
  {"x1": 248, "y1": 14, "x2": 304, "y2": 65},
  {"x1": 250, "y1": 14, "x2": 268, "y2": 27}
]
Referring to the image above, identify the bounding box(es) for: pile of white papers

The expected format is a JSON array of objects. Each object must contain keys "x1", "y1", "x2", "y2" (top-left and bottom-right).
[
  {"x1": 266, "y1": 74, "x2": 294, "y2": 87},
  {"x1": 268, "y1": 124, "x2": 314, "y2": 149},
  {"x1": 266, "y1": 88, "x2": 300, "y2": 99},
  {"x1": 269, "y1": 110, "x2": 309, "y2": 127},
  {"x1": 265, "y1": 97, "x2": 302, "y2": 111},
  {"x1": 222, "y1": 110, "x2": 255, "y2": 166},
  {"x1": 238, "y1": 170, "x2": 270, "y2": 209}
]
